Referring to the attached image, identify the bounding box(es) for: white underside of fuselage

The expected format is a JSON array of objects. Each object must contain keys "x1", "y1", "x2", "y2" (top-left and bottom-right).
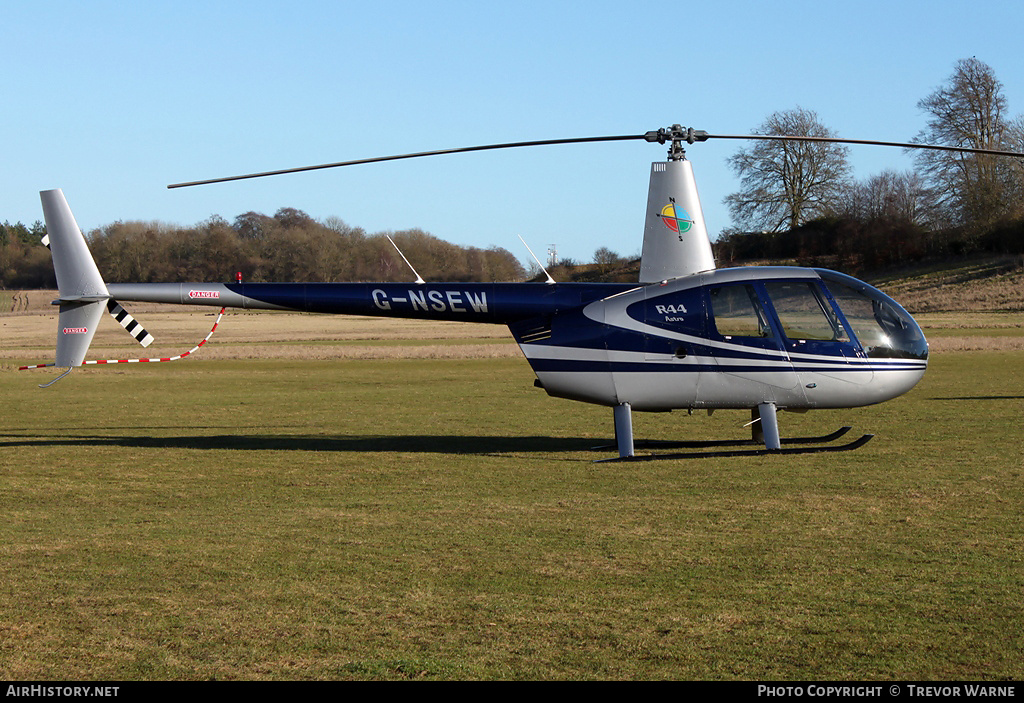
[{"x1": 521, "y1": 343, "x2": 927, "y2": 411}]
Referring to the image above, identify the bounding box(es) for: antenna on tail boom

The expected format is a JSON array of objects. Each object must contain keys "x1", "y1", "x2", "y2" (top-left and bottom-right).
[
  {"x1": 518, "y1": 235, "x2": 556, "y2": 284},
  {"x1": 386, "y1": 235, "x2": 425, "y2": 284}
]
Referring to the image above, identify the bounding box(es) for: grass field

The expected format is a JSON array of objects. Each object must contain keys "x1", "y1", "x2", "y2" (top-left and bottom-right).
[{"x1": 1, "y1": 301, "x2": 1022, "y2": 680}]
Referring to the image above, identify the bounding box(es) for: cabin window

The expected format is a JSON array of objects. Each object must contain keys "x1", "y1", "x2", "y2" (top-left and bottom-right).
[
  {"x1": 818, "y1": 271, "x2": 928, "y2": 359},
  {"x1": 763, "y1": 281, "x2": 847, "y2": 342},
  {"x1": 710, "y1": 285, "x2": 771, "y2": 338},
  {"x1": 822, "y1": 280, "x2": 891, "y2": 349}
]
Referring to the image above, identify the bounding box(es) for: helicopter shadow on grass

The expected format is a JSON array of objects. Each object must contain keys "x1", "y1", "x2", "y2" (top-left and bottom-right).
[
  {"x1": 930, "y1": 395, "x2": 1024, "y2": 400},
  {"x1": 0, "y1": 431, "x2": 600, "y2": 455}
]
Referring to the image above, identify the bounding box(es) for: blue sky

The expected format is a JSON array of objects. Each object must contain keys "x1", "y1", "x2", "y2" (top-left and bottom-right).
[{"x1": 4, "y1": 0, "x2": 1024, "y2": 267}]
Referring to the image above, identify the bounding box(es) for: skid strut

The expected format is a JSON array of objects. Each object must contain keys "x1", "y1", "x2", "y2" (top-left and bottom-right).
[
  {"x1": 613, "y1": 403, "x2": 635, "y2": 458},
  {"x1": 597, "y1": 402, "x2": 873, "y2": 462},
  {"x1": 756, "y1": 402, "x2": 781, "y2": 450}
]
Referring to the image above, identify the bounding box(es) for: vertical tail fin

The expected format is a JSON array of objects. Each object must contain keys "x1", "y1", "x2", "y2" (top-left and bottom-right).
[
  {"x1": 41, "y1": 189, "x2": 108, "y2": 302},
  {"x1": 40, "y1": 189, "x2": 110, "y2": 368}
]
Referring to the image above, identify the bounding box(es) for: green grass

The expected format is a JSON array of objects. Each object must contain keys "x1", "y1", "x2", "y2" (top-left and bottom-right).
[{"x1": 1, "y1": 353, "x2": 1022, "y2": 680}]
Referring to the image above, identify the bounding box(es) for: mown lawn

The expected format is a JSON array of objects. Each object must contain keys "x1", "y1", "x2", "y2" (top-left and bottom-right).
[{"x1": 1, "y1": 347, "x2": 1021, "y2": 680}]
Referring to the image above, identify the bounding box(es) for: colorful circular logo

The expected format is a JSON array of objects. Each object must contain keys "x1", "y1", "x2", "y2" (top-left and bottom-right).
[{"x1": 659, "y1": 202, "x2": 692, "y2": 234}]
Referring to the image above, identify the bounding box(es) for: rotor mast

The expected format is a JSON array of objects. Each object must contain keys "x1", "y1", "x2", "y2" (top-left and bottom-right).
[{"x1": 638, "y1": 126, "x2": 716, "y2": 282}]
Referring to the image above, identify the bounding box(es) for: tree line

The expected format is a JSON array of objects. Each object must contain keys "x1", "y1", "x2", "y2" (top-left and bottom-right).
[
  {"x1": 0, "y1": 207, "x2": 524, "y2": 289},
  {"x1": 716, "y1": 58, "x2": 1024, "y2": 270}
]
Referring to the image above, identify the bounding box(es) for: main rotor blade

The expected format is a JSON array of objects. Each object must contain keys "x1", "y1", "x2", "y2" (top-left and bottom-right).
[
  {"x1": 167, "y1": 134, "x2": 647, "y2": 189},
  {"x1": 703, "y1": 133, "x2": 1024, "y2": 158},
  {"x1": 168, "y1": 126, "x2": 1024, "y2": 189}
]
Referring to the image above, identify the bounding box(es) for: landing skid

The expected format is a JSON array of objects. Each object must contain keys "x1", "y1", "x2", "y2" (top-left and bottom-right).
[
  {"x1": 601, "y1": 402, "x2": 873, "y2": 461},
  {"x1": 593, "y1": 425, "x2": 854, "y2": 451},
  {"x1": 595, "y1": 431, "x2": 872, "y2": 462}
]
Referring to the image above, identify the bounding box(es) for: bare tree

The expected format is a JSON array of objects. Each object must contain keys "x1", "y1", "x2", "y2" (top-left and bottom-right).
[
  {"x1": 592, "y1": 246, "x2": 621, "y2": 272},
  {"x1": 846, "y1": 170, "x2": 933, "y2": 225},
  {"x1": 725, "y1": 107, "x2": 851, "y2": 232},
  {"x1": 913, "y1": 58, "x2": 1024, "y2": 227}
]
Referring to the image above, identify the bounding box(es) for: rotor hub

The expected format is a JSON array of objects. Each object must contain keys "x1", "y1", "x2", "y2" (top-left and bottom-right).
[{"x1": 643, "y1": 125, "x2": 710, "y2": 160}]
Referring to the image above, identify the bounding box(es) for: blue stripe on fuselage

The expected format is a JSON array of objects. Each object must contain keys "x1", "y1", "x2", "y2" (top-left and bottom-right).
[{"x1": 225, "y1": 282, "x2": 637, "y2": 324}]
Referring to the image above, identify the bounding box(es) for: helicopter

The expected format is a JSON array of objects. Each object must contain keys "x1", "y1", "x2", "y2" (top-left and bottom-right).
[{"x1": 24, "y1": 125, "x2": 1023, "y2": 460}]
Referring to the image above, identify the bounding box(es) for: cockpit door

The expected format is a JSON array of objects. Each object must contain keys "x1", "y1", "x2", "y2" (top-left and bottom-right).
[
  {"x1": 761, "y1": 280, "x2": 873, "y2": 387},
  {"x1": 706, "y1": 282, "x2": 802, "y2": 396}
]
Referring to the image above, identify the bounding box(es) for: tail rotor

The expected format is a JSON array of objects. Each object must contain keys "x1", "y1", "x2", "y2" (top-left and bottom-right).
[{"x1": 26, "y1": 190, "x2": 155, "y2": 384}]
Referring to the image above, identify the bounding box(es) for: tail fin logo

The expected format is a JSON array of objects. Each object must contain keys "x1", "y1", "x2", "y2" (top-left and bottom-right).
[{"x1": 657, "y1": 198, "x2": 693, "y2": 239}]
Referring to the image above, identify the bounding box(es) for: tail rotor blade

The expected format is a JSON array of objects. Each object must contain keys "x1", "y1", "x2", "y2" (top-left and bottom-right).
[{"x1": 107, "y1": 300, "x2": 155, "y2": 347}]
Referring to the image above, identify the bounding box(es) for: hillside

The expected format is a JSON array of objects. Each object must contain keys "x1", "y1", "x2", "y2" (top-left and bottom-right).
[
  {"x1": 863, "y1": 255, "x2": 1024, "y2": 313},
  {"x1": 543, "y1": 254, "x2": 1024, "y2": 314}
]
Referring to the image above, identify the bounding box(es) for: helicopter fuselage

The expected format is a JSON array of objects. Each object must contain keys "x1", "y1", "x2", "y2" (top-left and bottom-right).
[
  {"x1": 516, "y1": 266, "x2": 927, "y2": 412},
  {"x1": 106, "y1": 265, "x2": 928, "y2": 414}
]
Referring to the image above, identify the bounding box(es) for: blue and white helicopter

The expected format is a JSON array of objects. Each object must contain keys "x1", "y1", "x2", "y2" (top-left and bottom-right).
[{"x1": 29, "y1": 125, "x2": 1020, "y2": 460}]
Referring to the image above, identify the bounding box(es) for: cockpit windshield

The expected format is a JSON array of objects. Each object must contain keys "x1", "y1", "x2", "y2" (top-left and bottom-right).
[{"x1": 816, "y1": 270, "x2": 928, "y2": 360}]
